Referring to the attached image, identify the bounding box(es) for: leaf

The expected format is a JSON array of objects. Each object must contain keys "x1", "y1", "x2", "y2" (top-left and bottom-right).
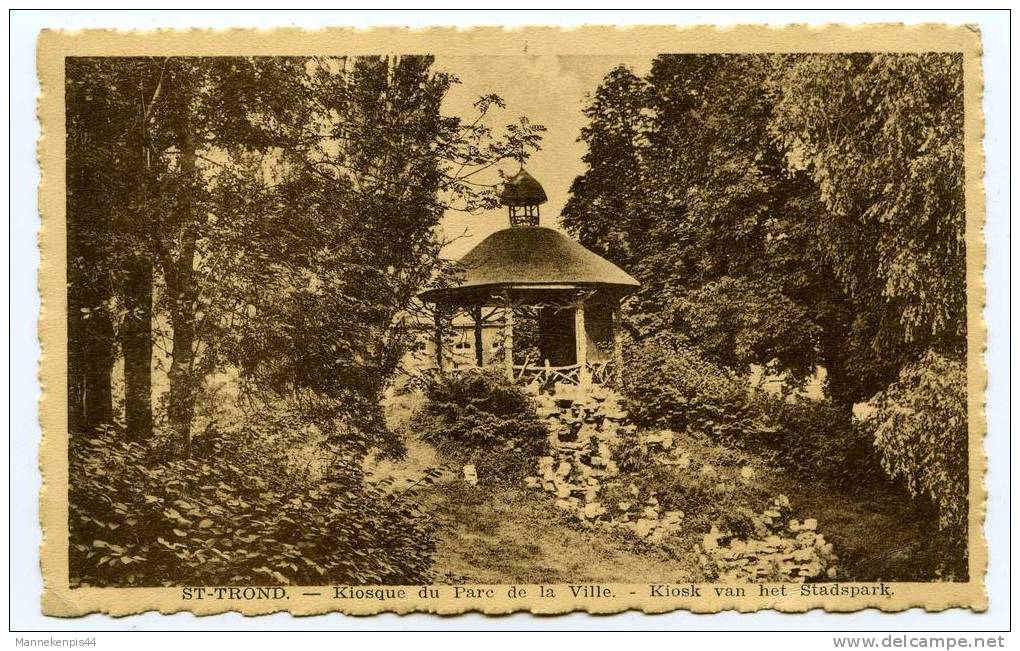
[
  {"x1": 198, "y1": 519, "x2": 213, "y2": 529},
  {"x1": 173, "y1": 528, "x2": 188, "y2": 537}
]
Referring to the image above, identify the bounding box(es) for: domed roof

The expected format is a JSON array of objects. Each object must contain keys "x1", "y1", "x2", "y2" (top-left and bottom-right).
[
  {"x1": 500, "y1": 169, "x2": 548, "y2": 207},
  {"x1": 420, "y1": 226, "x2": 640, "y2": 302}
]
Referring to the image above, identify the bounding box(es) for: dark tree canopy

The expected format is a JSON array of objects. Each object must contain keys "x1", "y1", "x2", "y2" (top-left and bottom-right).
[
  {"x1": 65, "y1": 55, "x2": 544, "y2": 452},
  {"x1": 563, "y1": 53, "x2": 966, "y2": 403}
]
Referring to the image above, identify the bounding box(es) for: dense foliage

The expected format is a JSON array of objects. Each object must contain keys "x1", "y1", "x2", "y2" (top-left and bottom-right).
[
  {"x1": 749, "y1": 396, "x2": 880, "y2": 488},
  {"x1": 408, "y1": 369, "x2": 549, "y2": 485},
  {"x1": 65, "y1": 56, "x2": 543, "y2": 585},
  {"x1": 568, "y1": 53, "x2": 969, "y2": 573},
  {"x1": 623, "y1": 333, "x2": 879, "y2": 487},
  {"x1": 70, "y1": 425, "x2": 434, "y2": 587},
  {"x1": 869, "y1": 350, "x2": 968, "y2": 576},
  {"x1": 622, "y1": 334, "x2": 758, "y2": 443},
  {"x1": 564, "y1": 53, "x2": 966, "y2": 404},
  {"x1": 66, "y1": 55, "x2": 543, "y2": 448}
]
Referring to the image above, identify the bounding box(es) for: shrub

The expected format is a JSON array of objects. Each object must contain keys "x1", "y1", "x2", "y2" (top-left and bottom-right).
[
  {"x1": 624, "y1": 333, "x2": 880, "y2": 486},
  {"x1": 868, "y1": 350, "x2": 968, "y2": 577},
  {"x1": 69, "y1": 423, "x2": 434, "y2": 587},
  {"x1": 622, "y1": 334, "x2": 758, "y2": 442},
  {"x1": 749, "y1": 396, "x2": 881, "y2": 486},
  {"x1": 407, "y1": 368, "x2": 548, "y2": 485}
]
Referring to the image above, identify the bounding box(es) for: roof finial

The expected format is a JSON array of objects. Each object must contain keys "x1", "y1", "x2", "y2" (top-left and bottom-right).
[{"x1": 500, "y1": 167, "x2": 548, "y2": 228}]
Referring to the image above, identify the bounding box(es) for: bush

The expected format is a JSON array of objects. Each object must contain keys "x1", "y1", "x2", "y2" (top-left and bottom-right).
[
  {"x1": 868, "y1": 350, "x2": 968, "y2": 577},
  {"x1": 407, "y1": 368, "x2": 548, "y2": 485},
  {"x1": 622, "y1": 334, "x2": 759, "y2": 442},
  {"x1": 69, "y1": 423, "x2": 434, "y2": 587},
  {"x1": 749, "y1": 396, "x2": 881, "y2": 486},
  {"x1": 624, "y1": 333, "x2": 880, "y2": 487}
]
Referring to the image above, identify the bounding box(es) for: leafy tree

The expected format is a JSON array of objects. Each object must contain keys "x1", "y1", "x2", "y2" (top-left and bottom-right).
[
  {"x1": 561, "y1": 65, "x2": 652, "y2": 265},
  {"x1": 66, "y1": 57, "x2": 167, "y2": 437},
  {"x1": 67, "y1": 55, "x2": 543, "y2": 458},
  {"x1": 564, "y1": 56, "x2": 843, "y2": 385},
  {"x1": 189, "y1": 56, "x2": 544, "y2": 459},
  {"x1": 565, "y1": 53, "x2": 966, "y2": 404},
  {"x1": 868, "y1": 350, "x2": 968, "y2": 576},
  {"x1": 772, "y1": 53, "x2": 967, "y2": 396}
]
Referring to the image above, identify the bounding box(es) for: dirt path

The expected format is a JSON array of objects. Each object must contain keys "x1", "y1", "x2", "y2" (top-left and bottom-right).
[
  {"x1": 426, "y1": 481, "x2": 702, "y2": 585},
  {"x1": 365, "y1": 435, "x2": 703, "y2": 583}
]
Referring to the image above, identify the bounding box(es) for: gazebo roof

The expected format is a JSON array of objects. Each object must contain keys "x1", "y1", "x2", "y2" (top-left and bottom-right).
[{"x1": 419, "y1": 226, "x2": 640, "y2": 303}]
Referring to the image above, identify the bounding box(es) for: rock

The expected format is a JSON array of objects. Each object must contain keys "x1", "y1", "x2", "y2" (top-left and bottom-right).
[
  {"x1": 576, "y1": 423, "x2": 598, "y2": 442},
  {"x1": 524, "y1": 476, "x2": 541, "y2": 489},
  {"x1": 633, "y1": 518, "x2": 656, "y2": 538},
  {"x1": 643, "y1": 429, "x2": 674, "y2": 449},
  {"x1": 740, "y1": 466, "x2": 756, "y2": 481},
  {"x1": 617, "y1": 501, "x2": 631, "y2": 511},
  {"x1": 629, "y1": 483, "x2": 640, "y2": 497},
  {"x1": 583, "y1": 501, "x2": 606, "y2": 519},
  {"x1": 699, "y1": 464, "x2": 717, "y2": 479},
  {"x1": 642, "y1": 506, "x2": 659, "y2": 520},
  {"x1": 555, "y1": 462, "x2": 571, "y2": 477},
  {"x1": 676, "y1": 453, "x2": 691, "y2": 469},
  {"x1": 462, "y1": 464, "x2": 478, "y2": 486},
  {"x1": 803, "y1": 518, "x2": 818, "y2": 531},
  {"x1": 600, "y1": 421, "x2": 620, "y2": 440},
  {"x1": 555, "y1": 499, "x2": 573, "y2": 511},
  {"x1": 555, "y1": 482, "x2": 572, "y2": 498},
  {"x1": 661, "y1": 510, "x2": 684, "y2": 527}
]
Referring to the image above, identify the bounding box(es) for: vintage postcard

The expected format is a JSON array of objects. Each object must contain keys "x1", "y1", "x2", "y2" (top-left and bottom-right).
[{"x1": 37, "y1": 23, "x2": 986, "y2": 617}]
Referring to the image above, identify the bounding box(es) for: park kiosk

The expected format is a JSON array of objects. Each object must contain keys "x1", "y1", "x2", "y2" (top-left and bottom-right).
[{"x1": 418, "y1": 168, "x2": 640, "y2": 391}]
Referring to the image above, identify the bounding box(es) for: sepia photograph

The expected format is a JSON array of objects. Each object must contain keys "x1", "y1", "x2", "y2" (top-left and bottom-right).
[{"x1": 26, "y1": 19, "x2": 996, "y2": 624}]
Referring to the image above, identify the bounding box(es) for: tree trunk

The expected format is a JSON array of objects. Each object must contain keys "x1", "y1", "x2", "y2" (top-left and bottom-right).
[
  {"x1": 121, "y1": 254, "x2": 153, "y2": 439},
  {"x1": 473, "y1": 306, "x2": 484, "y2": 367},
  {"x1": 83, "y1": 320, "x2": 116, "y2": 431},
  {"x1": 168, "y1": 303, "x2": 196, "y2": 456},
  {"x1": 166, "y1": 121, "x2": 199, "y2": 457},
  {"x1": 68, "y1": 292, "x2": 115, "y2": 433}
]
